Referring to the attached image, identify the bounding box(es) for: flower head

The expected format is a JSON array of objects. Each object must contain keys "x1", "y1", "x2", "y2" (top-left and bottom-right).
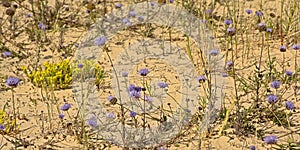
[
  {"x1": 122, "y1": 71, "x2": 128, "y2": 77},
  {"x1": 86, "y1": 115, "x2": 98, "y2": 127},
  {"x1": 221, "y1": 73, "x2": 229, "y2": 77},
  {"x1": 0, "y1": 124, "x2": 4, "y2": 131},
  {"x1": 209, "y1": 49, "x2": 219, "y2": 56},
  {"x1": 2, "y1": 51, "x2": 12, "y2": 57},
  {"x1": 59, "y1": 113, "x2": 65, "y2": 119},
  {"x1": 257, "y1": 22, "x2": 266, "y2": 32},
  {"x1": 255, "y1": 11, "x2": 263, "y2": 17},
  {"x1": 129, "y1": 111, "x2": 137, "y2": 117},
  {"x1": 115, "y1": 3, "x2": 122, "y2": 8},
  {"x1": 197, "y1": 75, "x2": 206, "y2": 82},
  {"x1": 138, "y1": 68, "x2": 149, "y2": 76},
  {"x1": 266, "y1": 28, "x2": 272, "y2": 33},
  {"x1": 106, "y1": 112, "x2": 116, "y2": 119},
  {"x1": 129, "y1": 11, "x2": 136, "y2": 17},
  {"x1": 249, "y1": 145, "x2": 256, "y2": 150},
  {"x1": 38, "y1": 22, "x2": 47, "y2": 30},
  {"x1": 224, "y1": 19, "x2": 232, "y2": 25},
  {"x1": 77, "y1": 63, "x2": 83, "y2": 68},
  {"x1": 245, "y1": 9, "x2": 252, "y2": 14},
  {"x1": 285, "y1": 70, "x2": 293, "y2": 77},
  {"x1": 138, "y1": 16, "x2": 145, "y2": 22},
  {"x1": 292, "y1": 44, "x2": 300, "y2": 50},
  {"x1": 157, "y1": 82, "x2": 168, "y2": 88},
  {"x1": 263, "y1": 135, "x2": 278, "y2": 144},
  {"x1": 129, "y1": 90, "x2": 141, "y2": 98},
  {"x1": 145, "y1": 96, "x2": 153, "y2": 102},
  {"x1": 267, "y1": 94, "x2": 278, "y2": 103},
  {"x1": 6, "y1": 77, "x2": 20, "y2": 87},
  {"x1": 122, "y1": 18, "x2": 131, "y2": 26},
  {"x1": 170, "y1": 0, "x2": 174, "y2": 3},
  {"x1": 226, "y1": 27, "x2": 235, "y2": 36},
  {"x1": 270, "y1": 80, "x2": 280, "y2": 89},
  {"x1": 280, "y1": 45, "x2": 287, "y2": 52},
  {"x1": 285, "y1": 101, "x2": 295, "y2": 110},
  {"x1": 226, "y1": 61, "x2": 234, "y2": 70},
  {"x1": 205, "y1": 9, "x2": 213, "y2": 15},
  {"x1": 94, "y1": 36, "x2": 107, "y2": 46},
  {"x1": 60, "y1": 103, "x2": 71, "y2": 111},
  {"x1": 150, "y1": 2, "x2": 155, "y2": 7}
]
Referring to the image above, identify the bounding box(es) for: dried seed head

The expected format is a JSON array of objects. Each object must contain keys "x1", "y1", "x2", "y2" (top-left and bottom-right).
[{"x1": 6, "y1": 8, "x2": 15, "y2": 16}]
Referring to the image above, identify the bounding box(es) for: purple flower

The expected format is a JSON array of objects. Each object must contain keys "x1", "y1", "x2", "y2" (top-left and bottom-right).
[
  {"x1": 292, "y1": 44, "x2": 300, "y2": 50},
  {"x1": 249, "y1": 145, "x2": 256, "y2": 150},
  {"x1": 115, "y1": 3, "x2": 122, "y2": 8},
  {"x1": 150, "y1": 2, "x2": 155, "y2": 7},
  {"x1": 77, "y1": 63, "x2": 83, "y2": 68},
  {"x1": 0, "y1": 124, "x2": 4, "y2": 130},
  {"x1": 60, "y1": 103, "x2": 71, "y2": 111},
  {"x1": 285, "y1": 70, "x2": 293, "y2": 77},
  {"x1": 157, "y1": 82, "x2": 168, "y2": 88},
  {"x1": 245, "y1": 9, "x2": 252, "y2": 14},
  {"x1": 158, "y1": 147, "x2": 167, "y2": 150},
  {"x1": 197, "y1": 75, "x2": 206, "y2": 82},
  {"x1": 138, "y1": 68, "x2": 149, "y2": 76},
  {"x1": 205, "y1": 9, "x2": 213, "y2": 15},
  {"x1": 285, "y1": 101, "x2": 295, "y2": 110},
  {"x1": 6, "y1": 77, "x2": 20, "y2": 87},
  {"x1": 221, "y1": 73, "x2": 228, "y2": 77},
  {"x1": 257, "y1": 22, "x2": 266, "y2": 31},
  {"x1": 129, "y1": 11, "x2": 136, "y2": 17},
  {"x1": 138, "y1": 16, "x2": 144, "y2": 22},
  {"x1": 122, "y1": 18, "x2": 131, "y2": 26},
  {"x1": 266, "y1": 28, "x2": 272, "y2": 33},
  {"x1": 226, "y1": 27, "x2": 235, "y2": 36},
  {"x1": 86, "y1": 9, "x2": 91, "y2": 13},
  {"x1": 145, "y1": 96, "x2": 153, "y2": 102},
  {"x1": 209, "y1": 49, "x2": 219, "y2": 56},
  {"x1": 59, "y1": 114, "x2": 65, "y2": 119},
  {"x1": 224, "y1": 19, "x2": 232, "y2": 25},
  {"x1": 226, "y1": 61, "x2": 233, "y2": 70},
  {"x1": 270, "y1": 80, "x2": 280, "y2": 89},
  {"x1": 129, "y1": 90, "x2": 141, "y2": 98},
  {"x1": 2, "y1": 51, "x2": 11, "y2": 57},
  {"x1": 106, "y1": 112, "x2": 116, "y2": 119},
  {"x1": 129, "y1": 111, "x2": 137, "y2": 117},
  {"x1": 94, "y1": 36, "x2": 107, "y2": 46},
  {"x1": 170, "y1": 0, "x2": 174, "y2": 3},
  {"x1": 263, "y1": 135, "x2": 278, "y2": 144},
  {"x1": 38, "y1": 22, "x2": 47, "y2": 30},
  {"x1": 255, "y1": 11, "x2": 263, "y2": 17},
  {"x1": 74, "y1": 43, "x2": 79, "y2": 48},
  {"x1": 122, "y1": 71, "x2": 128, "y2": 77},
  {"x1": 86, "y1": 115, "x2": 98, "y2": 127},
  {"x1": 280, "y1": 45, "x2": 287, "y2": 52},
  {"x1": 25, "y1": 13, "x2": 32, "y2": 18},
  {"x1": 267, "y1": 94, "x2": 278, "y2": 103}
]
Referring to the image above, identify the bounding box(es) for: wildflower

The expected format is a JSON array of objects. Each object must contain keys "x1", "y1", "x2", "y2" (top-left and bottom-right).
[
  {"x1": 74, "y1": 43, "x2": 79, "y2": 47},
  {"x1": 60, "y1": 103, "x2": 71, "y2": 111},
  {"x1": 86, "y1": 115, "x2": 98, "y2": 127},
  {"x1": 279, "y1": 45, "x2": 287, "y2": 52},
  {"x1": 285, "y1": 70, "x2": 293, "y2": 77},
  {"x1": 249, "y1": 145, "x2": 256, "y2": 150},
  {"x1": 2, "y1": 51, "x2": 12, "y2": 57},
  {"x1": 257, "y1": 22, "x2": 266, "y2": 32},
  {"x1": 267, "y1": 94, "x2": 278, "y2": 103},
  {"x1": 150, "y1": 1, "x2": 155, "y2": 7},
  {"x1": 157, "y1": 82, "x2": 168, "y2": 88},
  {"x1": 129, "y1": 90, "x2": 141, "y2": 98},
  {"x1": 209, "y1": 49, "x2": 219, "y2": 56},
  {"x1": 108, "y1": 95, "x2": 117, "y2": 104},
  {"x1": 0, "y1": 124, "x2": 4, "y2": 130},
  {"x1": 25, "y1": 13, "x2": 32, "y2": 18},
  {"x1": 221, "y1": 73, "x2": 228, "y2": 77},
  {"x1": 205, "y1": 9, "x2": 213, "y2": 15},
  {"x1": 224, "y1": 19, "x2": 232, "y2": 25},
  {"x1": 129, "y1": 11, "x2": 136, "y2": 17},
  {"x1": 77, "y1": 63, "x2": 83, "y2": 68},
  {"x1": 266, "y1": 28, "x2": 272, "y2": 33},
  {"x1": 138, "y1": 68, "x2": 149, "y2": 76},
  {"x1": 129, "y1": 111, "x2": 137, "y2": 117},
  {"x1": 94, "y1": 36, "x2": 107, "y2": 46},
  {"x1": 263, "y1": 135, "x2": 278, "y2": 144},
  {"x1": 170, "y1": 0, "x2": 174, "y2": 3},
  {"x1": 59, "y1": 114, "x2": 65, "y2": 119},
  {"x1": 123, "y1": 18, "x2": 131, "y2": 26},
  {"x1": 38, "y1": 22, "x2": 47, "y2": 30},
  {"x1": 226, "y1": 61, "x2": 233, "y2": 70},
  {"x1": 245, "y1": 9, "x2": 252, "y2": 14},
  {"x1": 6, "y1": 77, "x2": 20, "y2": 87},
  {"x1": 285, "y1": 101, "x2": 295, "y2": 110},
  {"x1": 115, "y1": 3, "x2": 122, "y2": 8},
  {"x1": 138, "y1": 16, "x2": 145, "y2": 22},
  {"x1": 122, "y1": 71, "x2": 128, "y2": 77},
  {"x1": 197, "y1": 75, "x2": 206, "y2": 82},
  {"x1": 158, "y1": 147, "x2": 167, "y2": 150},
  {"x1": 270, "y1": 80, "x2": 280, "y2": 89},
  {"x1": 86, "y1": 9, "x2": 91, "y2": 13},
  {"x1": 226, "y1": 27, "x2": 235, "y2": 36},
  {"x1": 255, "y1": 11, "x2": 263, "y2": 17},
  {"x1": 292, "y1": 44, "x2": 300, "y2": 50},
  {"x1": 106, "y1": 112, "x2": 116, "y2": 119},
  {"x1": 145, "y1": 96, "x2": 153, "y2": 102}
]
